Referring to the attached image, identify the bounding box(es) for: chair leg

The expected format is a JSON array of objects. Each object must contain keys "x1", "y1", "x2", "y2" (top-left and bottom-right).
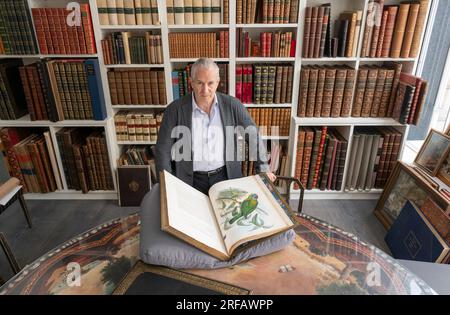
[
  {"x1": 0, "y1": 275, "x2": 4, "y2": 286},
  {"x1": 0, "y1": 233, "x2": 21, "y2": 275},
  {"x1": 18, "y1": 191, "x2": 32, "y2": 228}
]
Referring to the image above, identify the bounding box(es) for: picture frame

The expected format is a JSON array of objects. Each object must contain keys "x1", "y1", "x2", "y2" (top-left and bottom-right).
[
  {"x1": 414, "y1": 129, "x2": 450, "y2": 176},
  {"x1": 374, "y1": 161, "x2": 449, "y2": 229},
  {"x1": 437, "y1": 150, "x2": 450, "y2": 187}
]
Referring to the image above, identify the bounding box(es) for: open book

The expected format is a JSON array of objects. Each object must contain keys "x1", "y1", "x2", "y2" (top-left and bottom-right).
[{"x1": 160, "y1": 170, "x2": 298, "y2": 260}]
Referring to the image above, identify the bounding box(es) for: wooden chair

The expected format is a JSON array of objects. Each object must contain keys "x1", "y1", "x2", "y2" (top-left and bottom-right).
[{"x1": 274, "y1": 176, "x2": 305, "y2": 213}]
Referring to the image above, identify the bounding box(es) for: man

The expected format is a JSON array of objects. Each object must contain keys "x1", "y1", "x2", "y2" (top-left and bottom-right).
[{"x1": 155, "y1": 58, "x2": 276, "y2": 195}]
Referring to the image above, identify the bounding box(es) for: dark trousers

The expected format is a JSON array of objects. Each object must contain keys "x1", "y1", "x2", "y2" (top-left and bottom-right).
[{"x1": 193, "y1": 167, "x2": 228, "y2": 195}]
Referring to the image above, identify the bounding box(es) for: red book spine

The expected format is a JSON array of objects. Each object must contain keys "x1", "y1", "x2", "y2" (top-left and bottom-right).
[
  {"x1": 80, "y1": 4, "x2": 97, "y2": 54},
  {"x1": 236, "y1": 65, "x2": 243, "y2": 102}
]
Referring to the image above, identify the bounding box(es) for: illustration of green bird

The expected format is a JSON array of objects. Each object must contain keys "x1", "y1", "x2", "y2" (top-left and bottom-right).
[{"x1": 229, "y1": 194, "x2": 259, "y2": 225}]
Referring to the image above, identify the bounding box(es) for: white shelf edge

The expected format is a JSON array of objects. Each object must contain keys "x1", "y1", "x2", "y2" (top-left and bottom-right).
[
  {"x1": 0, "y1": 115, "x2": 109, "y2": 127},
  {"x1": 261, "y1": 136, "x2": 289, "y2": 140},
  {"x1": 100, "y1": 25, "x2": 161, "y2": 30},
  {"x1": 0, "y1": 54, "x2": 98, "y2": 59},
  {"x1": 301, "y1": 57, "x2": 358, "y2": 62},
  {"x1": 236, "y1": 57, "x2": 295, "y2": 62},
  {"x1": 293, "y1": 117, "x2": 404, "y2": 126},
  {"x1": 168, "y1": 24, "x2": 229, "y2": 29},
  {"x1": 359, "y1": 57, "x2": 416, "y2": 62},
  {"x1": 170, "y1": 58, "x2": 230, "y2": 62},
  {"x1": 236, "y1": 23, "x2": 298, "y2": 28},
  {"x1": 24, "y1": 191, "x2": 118, "y2": 200},
  {"x1": 117, "y1": 141, "x2": 157, "y2": 145},
  {"x1": 244, "y1": 103, "x2": 292, "y2": 108},
  {"x1": 105, "y1": 64, "x2": 165, "y2": 68},
  {"x1": 112, "y1": 105, "x2": 167, "y2": 109}
]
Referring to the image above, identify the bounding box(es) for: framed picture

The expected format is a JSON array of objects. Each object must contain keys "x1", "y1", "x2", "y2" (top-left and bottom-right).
[
  {"x1": 374, "y1": 161, "x2": 449, "y2": 229},
  {"x1": 414, "y1": 129, "x2": 450, "y2": 176},
  {"x1": 437, "y1": 151, "x2": 450, "y2": 186}
]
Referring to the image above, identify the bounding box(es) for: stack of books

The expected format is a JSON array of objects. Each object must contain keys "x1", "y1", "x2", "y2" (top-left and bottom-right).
[
  {"x1": 107, "y1": 68, "x2": 167, "y2": 105},
  {"x1": 236, "y1": 64, "x2": 294, "y2": 104},
  {"x1": 297, "y1": 65, "x2": 356, "y2": 117},
  {"x1": 361, "y1": 0, "x2": 429, "y2": 58},
  {"x1": 102, "y1": 32, "x2": 163, "y2": 65},
  {"x1": 166, "y1": 0, "x2": 229, "y2": 24},
  {"x1": 293, "y1": 127, "x2": 348, "y2": 191},
  {"x1": 97, "y1": 0, "x2": 160, "y2": 25}
]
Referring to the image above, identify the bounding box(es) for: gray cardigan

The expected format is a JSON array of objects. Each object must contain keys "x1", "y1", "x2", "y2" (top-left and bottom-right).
[{"x1": 155, "y1": 92, "x2": 270, "y2": 186}]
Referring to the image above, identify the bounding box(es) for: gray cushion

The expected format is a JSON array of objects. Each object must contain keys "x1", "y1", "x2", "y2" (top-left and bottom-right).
[{"x1": 139, "y1": 184, "x2": 295, "y2": 269}]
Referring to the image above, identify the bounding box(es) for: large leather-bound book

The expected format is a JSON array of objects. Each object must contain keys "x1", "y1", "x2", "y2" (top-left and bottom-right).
[
  {"x1": 361, "y1": 0, "x2": 376, "y2": 57},
  {"x1": 313, "y1": 6, "x2": 325, "y2": 58},
  {"x1": 160, "y1": 171, "x2": 297, "y2": 260},
  {"x1": 341, "y1": 66, "x2": 355, "y2": 117},
  {"x1": 314, "y1": 67, "x2": 326, "y2": 118},
  {"x1": 390, "y1": 3, "x2": 410, "y2": 58},
  {"x1": 308, "y1": 7, "x2": 318, "y2": 58},
  {"x1": 340, "y1": 11, "x2": 357, "y2": 58},
  {"x1": 84, "y1": 59, "x2": 107, "y2": 120},
  {"x1": 370, "y1": 68, "x2": 387, "y2": 117},
  {"x1": 320, "y1": 133, "x2": 336, "y2": 190},
  {"x1": 360, "y1": 66, "x2": 378, "y2": 118},
  {"x1": 409, "y1": 0, "x2": 429, "y2": 57},
  {"x1": 385, "y1": 62, "x2": 403, "y2": 117},
  {"x1": 330, "y1": 67, "x2": 347, "y2": 118},
  {"x1": 305, "y1": 67, "x2": 318, "y2": 117},
  {"x1": 297, "y1": 67, "x2": 309, "y2": 117},
  {"x1": 301, "y1": 127, "x2": 315, "y2": 187},
  {"x1": 411, "y1": 80, "x2": 428, "y2": 125},
  {"x1": 352, "y1": 67, "x2": 368, "y2": 117},
  {"x1": 376, "y1": 9, "x2": 389, "y2": 57},
  {"x1": 385, "y1": 201, "x2": 449, "y2": 263},
  {"x1": 294, "y1": 128, "x2": 305, "y2": 189},
  {"x1": 420, "y1": 198, "x2": 450, "y2": 245},
  {"x1": 321, "y1": 66, "x2": 336, "y2": 117},
  {"x1": 377, "y1": 69, "x2": 394, "y2": 117},
  {"x1": 400, "y1": 2, "x2": 420, "y2": 58},
  {"x1": 319, "y1": 5, "x2": 331, "y2": 57},
  {"x1": 369, "y1": 0, "x2": 385, "y2": 58},
  {"x1": 117, "y1": 165, "x2": 152, "y2": 206},
  {"x1": 381, "y1": 5, "x2": 399, "y2": 57}
]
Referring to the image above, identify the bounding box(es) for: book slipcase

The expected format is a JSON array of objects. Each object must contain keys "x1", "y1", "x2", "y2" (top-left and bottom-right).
[{"x1": 0, "y1": 0, "x2": 432, "y2": 201}]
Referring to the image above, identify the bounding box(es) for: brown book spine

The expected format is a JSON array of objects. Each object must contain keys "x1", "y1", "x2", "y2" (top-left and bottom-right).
[
  {"x1": 314, "y1": 7, "x2": 324, "y2": 58},
  {"x1": 381, "y1": 6, "x2": 398, "y2": 58},
  {"x1": 38, "y1": 138, "x2": 57, "y2": 192},
  {"x1": 361, "y1": 0, "x2": 375, "y2": 57},
  {"x1": 391, "y1": 81, "x2": 407, "y2": 120},
  {"x1": 360, "y1": 67, "x2": 379, "y2": 117},
  {"x1": 306, "y1": 67, "x2": 318, "y2": 117},
  {"x1": 400, "y1": 3, "x2": 420, "y2": 58},
  {"x1": 375, "y1": 132, "x2": 390, "y2": 188},
  {"x1": 331, "y1": 68, "x2": 347, "y2": 118},
  {"x1": 369, "y1": 0, "x2": 385, "y2": 58},
  {"x1": 297, "y1": 67, "x2": 309, "y2": 117},
  {"x1": 376, "y1": 9, "x2": 389, "y2": 57},
  {"x1": 308, "y1": 7, "x2": 318, "y2": 58},
  {"x1": 341, "y1": 67, "x2": 356, "y2": 117},
  {"x1": 390, "y1": 3, "x2": 410, "y2": 58},
  {"x1": 352, "y1": 67, "x2": 369, "y2": 117},
  {"x1": 319, "y1": 6, "x2": 330, "y2": 57},
  {"x1": 370, "y1": 68, "x2": 387, "y2": 117},
  {"x1": 321, "y1": 67, "x2": 336, "y2": 117},
  {"x1": 294, "y1": 128, "x2": 305, "y2": 189},
  {"x1": 312, "y1": 126, "x2": 328, "y2": 188},
  {"x1": 344, "y1": 12, "x2": 357, "y2": 58},
  {"x1": 412, "y1": 80, "x2": 428, "y2": 125},
  {"x1": 301, "y1": 128, "x2": 314, "y2": 187},
  {"x1": 409, "y1": 0, "x2": 429, "y2": 57},
  {"x1": 378, "y1": 69, "x2": 395, "y2": 117},
  {"x1": 314, "y1": 67, "x2": 326, "y2": 117}
]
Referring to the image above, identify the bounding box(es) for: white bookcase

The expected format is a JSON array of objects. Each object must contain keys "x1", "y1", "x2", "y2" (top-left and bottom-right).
[{"x1": 0, "y1": 0, "x2": 434, "y2": 201}]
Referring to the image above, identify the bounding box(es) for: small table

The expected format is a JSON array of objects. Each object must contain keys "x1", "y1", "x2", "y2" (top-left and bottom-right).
[{"x1": 0, "y1": 212, "x2": 437, "y2": 295}]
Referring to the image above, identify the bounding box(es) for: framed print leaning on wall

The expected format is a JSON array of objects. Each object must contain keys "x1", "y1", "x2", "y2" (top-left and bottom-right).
[
  {"x1": 414, "y1": 129, "x2": 450, "y2": 176},
  {"x1": 374, "y1": 161, "x2": 450, "y2": 229}
]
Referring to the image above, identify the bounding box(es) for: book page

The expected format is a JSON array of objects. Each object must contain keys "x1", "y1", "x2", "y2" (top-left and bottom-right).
[
  {"x1": 208, "y1": 175, "x2": 294, "y2": 253},
  {"x1": 163, "y1": 171, "x2": 227, "y2": 256}
]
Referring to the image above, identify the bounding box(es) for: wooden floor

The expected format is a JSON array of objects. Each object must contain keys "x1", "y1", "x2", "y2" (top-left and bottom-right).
[{"x1": 0, "y1": 197, "x2": 390, "y2": 283}]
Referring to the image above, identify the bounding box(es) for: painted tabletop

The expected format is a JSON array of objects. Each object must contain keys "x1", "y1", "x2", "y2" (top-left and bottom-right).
[{"x1": 0, "y1": 212, "x2": 436, "y2": 295}]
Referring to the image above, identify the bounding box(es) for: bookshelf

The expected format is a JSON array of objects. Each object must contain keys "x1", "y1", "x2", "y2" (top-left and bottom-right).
[
  {"x1": 288, "y1": 0, "x2": 433, "y2": 199},
  {"x1": 0, "y1": 0, "x2": 434, "y2": 201}
]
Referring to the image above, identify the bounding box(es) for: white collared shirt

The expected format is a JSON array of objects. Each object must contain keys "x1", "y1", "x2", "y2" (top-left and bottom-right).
[{"x1": 192, "y1": 93, "x2": 225, "y2": 172}]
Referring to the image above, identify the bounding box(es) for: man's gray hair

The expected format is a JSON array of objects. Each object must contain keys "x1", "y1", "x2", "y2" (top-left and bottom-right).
[{"x1": 190, "y1": 58, "x2": 220, "y2": 81}]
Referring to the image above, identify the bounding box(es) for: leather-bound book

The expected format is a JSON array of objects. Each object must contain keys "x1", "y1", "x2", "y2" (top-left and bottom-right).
[
  {"x1": 321, "y1": 66, "x2": 336, "y2": 117},
  {"x1": 390, "y1": 3, "x2": 410, "y2": 58},
  {"x1": 330, "y1": 67, "x2": 347, "y2": 117},
  {"x1": 381, "y1": 5, "x2": 398, "y2": 57},
  {"x1": 400, "y1": 2, "x2": 420, "y2": 58},
  {"x1": 361, "y1": 66, "x2": 379, "y2": 117},
  {"x1": 117, "y1": 166, "x2": 152, "y2": 206},
  {"x1": 370, "y1": 68, "x2": 387, "y2": 117},
  {"x1": 314, "y1": 67, "x2": 326, "y2": 117},
  {"x1": 341, "y1": 66, "x2": 356, "y2": 117},
  {"x1": 297, "y1": 67, "x2": 310, "y2": 117},
  {"x1": 409, "y1": 0, "x2": 429, "y2": 57}
]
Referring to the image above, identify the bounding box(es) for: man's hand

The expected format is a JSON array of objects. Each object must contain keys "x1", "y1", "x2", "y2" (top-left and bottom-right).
[{"x1": 266, "y1": 172, "x2": 277, "y2": 182}]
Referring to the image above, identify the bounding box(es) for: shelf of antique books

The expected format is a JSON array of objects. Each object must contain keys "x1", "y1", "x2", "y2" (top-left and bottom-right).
[
  {"x1": 289, "y1": 125, "x2": 352, "y2": 199},
  {"x1": 293, "y1": 117, "x2": 404, "y2": 127},
  {"x1": 358, "y1": 0, "x2": 431, "y2": 60},
  {"x1": 94, "y1": 0, "x2": 161, "y2": 27},
  {"x1": 167, "y1": 24, "x2": 230, "y2": 30},
  {"x1": 300, "y1": 0, "x2": 366, "y2": 60},
  {"x1": 99, "y1": 25, "x2": 162, "y2": 30},
  {"x1": 0, "y1": 115, "x2": 109, "y2": 128},
  {"x1": 105, "y1": 64, "x2": 165, "y2": 68},
  {"x1": 342, "y1": 125, "x2": 407, "y2": 197},
  {"x1": 170, "y1": 58, "x2": 230, "y2": 63},
  {"x1": 113, "y1": 109, "x2": 163, "y2": 145},
  {"x1": 245, "y1": 104, "x2": 292, "y2": 108},
  {"x1": 236, "y1": 24, "x2": 298, "y2": 28}
]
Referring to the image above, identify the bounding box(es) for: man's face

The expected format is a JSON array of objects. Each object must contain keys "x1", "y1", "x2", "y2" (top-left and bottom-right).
[{"x1": 191, "y1": 67, "x2": 220, "y2": 104}]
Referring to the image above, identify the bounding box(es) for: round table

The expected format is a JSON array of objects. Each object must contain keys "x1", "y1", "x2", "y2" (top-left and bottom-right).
[{"x1": 0, "y1": 212, "x2": 436, "y2": 295}]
